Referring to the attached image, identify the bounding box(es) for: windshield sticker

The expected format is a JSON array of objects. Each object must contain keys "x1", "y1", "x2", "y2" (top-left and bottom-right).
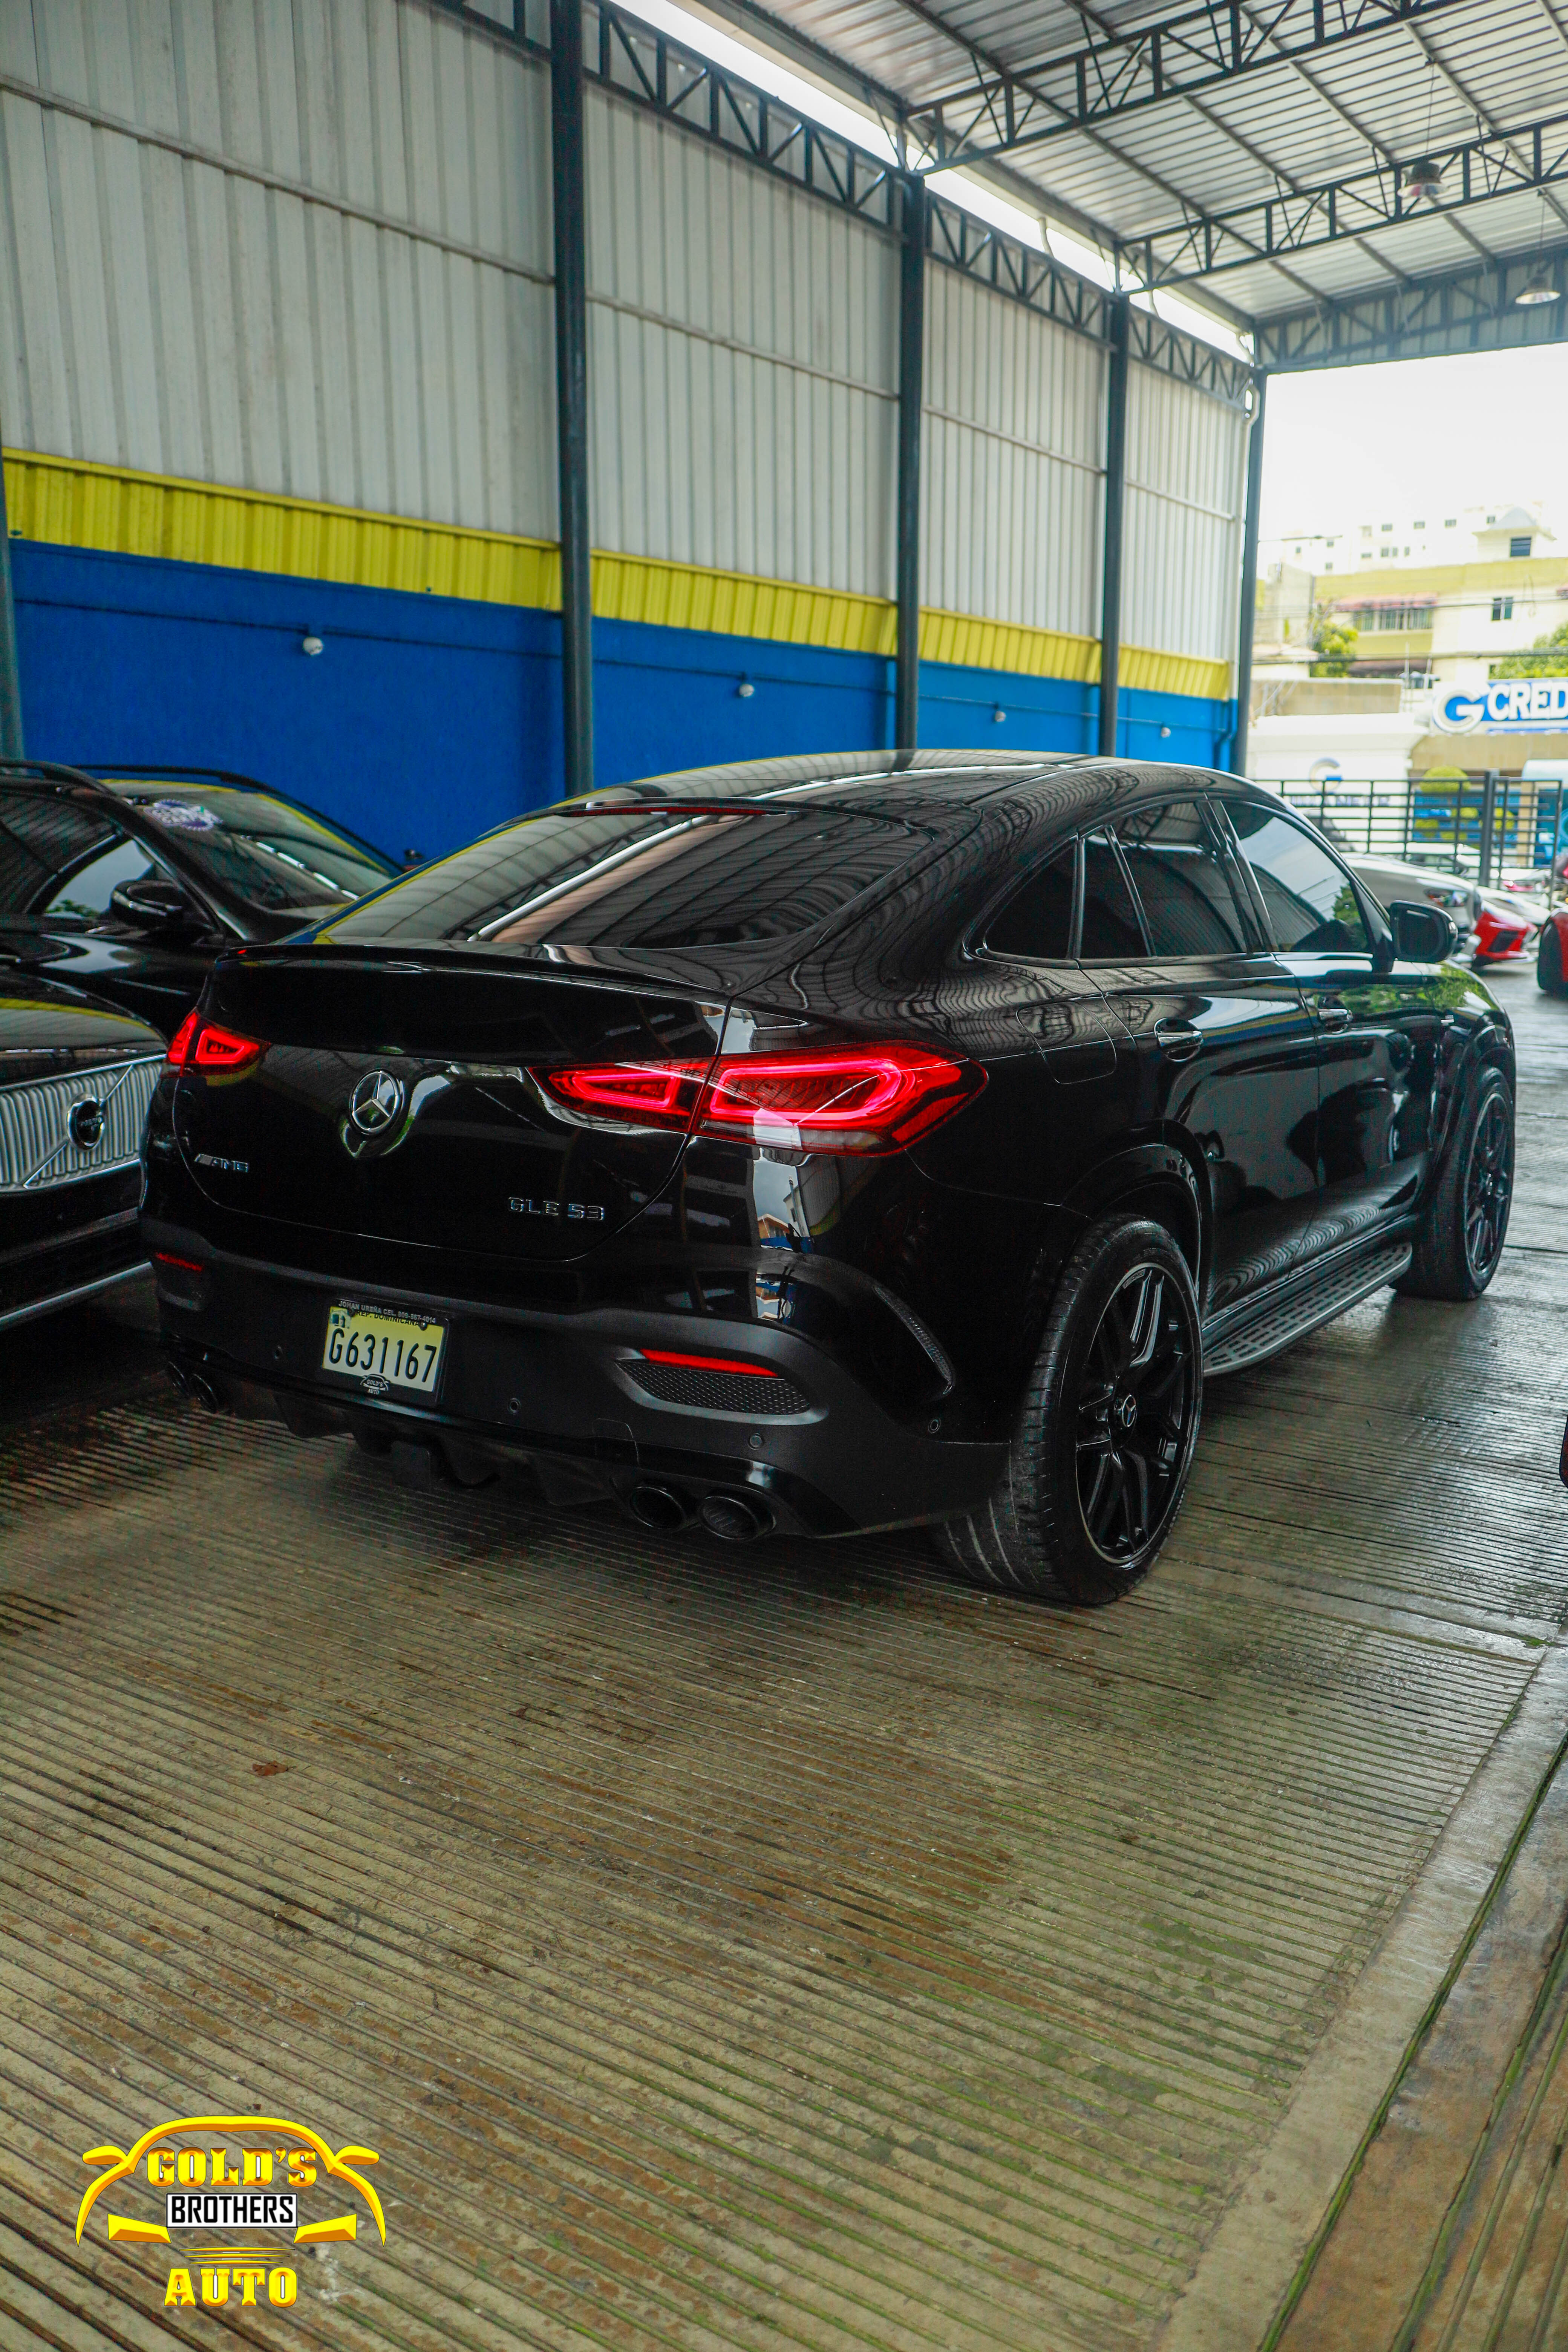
[{"x1": 145, "y1": 800, "x2": 222, "y2": 832}]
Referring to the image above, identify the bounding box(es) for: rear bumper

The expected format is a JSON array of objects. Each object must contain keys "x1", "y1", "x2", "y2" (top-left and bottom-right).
[{"x1": 144, "y1": 1220, "x2": 1009, "y2": 1538}]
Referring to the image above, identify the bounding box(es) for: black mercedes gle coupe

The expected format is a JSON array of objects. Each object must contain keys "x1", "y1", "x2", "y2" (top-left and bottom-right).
[{"x1": 141, "y1": 752, "x2": 1514, "y2": 1605}]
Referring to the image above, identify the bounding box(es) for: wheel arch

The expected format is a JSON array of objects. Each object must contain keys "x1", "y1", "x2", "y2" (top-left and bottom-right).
[{"x1": 1059, "y1": 1141, "x2": 1207, "y2": 1295}]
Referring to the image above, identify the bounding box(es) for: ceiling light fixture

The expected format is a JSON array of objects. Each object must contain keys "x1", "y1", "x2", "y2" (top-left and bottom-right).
[
  {"x1": 1403, "y1": 155, "x2": 1443, "y2": 202},
  {"x1": 1517, "y1": 271, "x2": 1561, "y2": 306}
]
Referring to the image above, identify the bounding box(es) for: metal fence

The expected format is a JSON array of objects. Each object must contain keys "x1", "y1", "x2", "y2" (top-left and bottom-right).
[{"x1": 1278, "y1": 775, "x2": 1568, "y2": 882}]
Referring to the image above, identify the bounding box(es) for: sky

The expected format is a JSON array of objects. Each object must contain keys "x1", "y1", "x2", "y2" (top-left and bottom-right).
[{"x1": 1261, "y1": 343, "x2": 1568, "y2": 543}]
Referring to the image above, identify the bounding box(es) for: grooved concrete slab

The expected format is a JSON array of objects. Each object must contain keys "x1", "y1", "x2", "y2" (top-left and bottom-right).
[{"x1": 3, "y1": 969, "x2": 1567, "y2": 2352}]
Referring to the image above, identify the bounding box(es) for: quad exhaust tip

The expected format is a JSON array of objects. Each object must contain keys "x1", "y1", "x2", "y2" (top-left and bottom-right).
[
  {"x1": 629, "y1": 1483, "x2": 694, "y2": 1532},
  {"x1": 168, "y1": 1359, "x2": 223, "y2": 1413},
  {"x1": 628, "y1": 1483, "x2": 774, "y2": 1541},
  {"x1": 699, "y1": 1490, "x2": 773, "y2": 1543}
]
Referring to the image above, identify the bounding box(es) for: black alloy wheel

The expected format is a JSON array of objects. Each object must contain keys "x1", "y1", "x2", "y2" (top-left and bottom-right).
[
  {"x1": 1538, "y1": 922, "x2": 1568, "y2": 997},
  {"x1": 1075, "y1": 1263, "x2": 1196, "y2": 1563},
  {"x1": 933, "y1": 1216, "x2": 1202, "y2": 1605},
  {"x1": 1398, "y1": 1065, "x2": 1514, "y2": 1301},
  {"x1": 1462, "y1": 1089, "x2": 1513, "y2": 1287}
]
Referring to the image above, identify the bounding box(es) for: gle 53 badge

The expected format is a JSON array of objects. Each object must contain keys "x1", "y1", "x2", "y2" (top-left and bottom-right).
[{"x1": 77, "y1": 2113, "x2": 385, "y2": 2312}]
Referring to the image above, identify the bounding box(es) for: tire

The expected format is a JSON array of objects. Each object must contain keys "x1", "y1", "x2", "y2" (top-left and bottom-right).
[
  {"x1": 1538, "y1": 922, "x2": 1568, "y2": 997},
  {"x1": 1396, "y1": 1066, "x2": 1514, "y2": 1301},
  {"x1": 932, "y1": 1217, "x2": 1202, "y2": 1606}
]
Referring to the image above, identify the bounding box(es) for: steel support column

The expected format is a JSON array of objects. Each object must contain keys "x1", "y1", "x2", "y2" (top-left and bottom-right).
[
  {"x1": 551, "y1": 0, "x2": 593, "y2": 800},
  {"x1": 1230, "y1": 371, "x2": 1266, "y2": 779},
  {"x1": 895, "y1": 172, "x2": 926, "y2": 752},
  {"x1": 0, "y1": 433, "x2": 23, "y2": 759},
  {"x1": 1097, "y1": 295, "x2": 1129, "y2": 760}
]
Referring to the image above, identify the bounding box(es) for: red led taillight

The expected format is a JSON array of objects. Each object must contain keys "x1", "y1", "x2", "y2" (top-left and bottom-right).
[
  {"x1": 534, "y1": 1043, "x2": 983, "y2": 1153},
  {"x1": 165, "y1": 1010, "x2": 200, "y2": 1069},
  {"x1": 191, "y1": 1023, "x2": 267, "y2": 1073},
  {"x1": 540, "y1": 1061, "x2": 706, "y2": 1129},
  {"x1": 166, "y1": 1012, "x2": 265, "y2": 1074}
]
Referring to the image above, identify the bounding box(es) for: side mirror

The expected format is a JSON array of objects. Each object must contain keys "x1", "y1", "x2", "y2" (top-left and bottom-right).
[
  {"x1": 110, "y1": 875, "x2": 202, "y2": 935},
  {"x1": 1387, "y1": 899, "x2": 1458, "y2": 965}
]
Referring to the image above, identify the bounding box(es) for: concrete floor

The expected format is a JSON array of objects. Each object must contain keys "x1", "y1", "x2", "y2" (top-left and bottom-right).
[{"x1": 4, "y1": 961, "x2": 1568, "y2": 2352}]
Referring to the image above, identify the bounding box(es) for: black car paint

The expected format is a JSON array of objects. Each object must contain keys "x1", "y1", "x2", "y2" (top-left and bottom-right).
[
  {"x1": 0, "y1": 763, "x2": 399, "y2": 1036},
  {"x1": 141, "y1": 756, "x2": 1512, "y2": 1539},
  {"x1": 1, "y1": 973, "x2": 164, "y2": 1325}
]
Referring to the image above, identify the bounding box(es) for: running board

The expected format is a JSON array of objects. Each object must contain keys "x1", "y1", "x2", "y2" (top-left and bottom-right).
[{"x1": 1202, "y1": 1240, "x2": 1413, "y2": 1379}]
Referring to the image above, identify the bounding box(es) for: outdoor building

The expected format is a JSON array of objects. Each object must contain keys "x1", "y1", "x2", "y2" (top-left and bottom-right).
[{"x1": 1262, "y1": 501, "x2": 1551, "y2": 579}]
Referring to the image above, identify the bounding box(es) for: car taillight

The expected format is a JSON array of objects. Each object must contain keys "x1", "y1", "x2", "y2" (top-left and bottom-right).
[
  {"x1": 165, "y1": 1010, "x2": 200, "y2": 1069},
  {"x1": 171, "y1": 1020, "x2": 268, "y2": 1075},
  {"x1": 538, "y1": 1061, "x2": 707, "y2": 1130},
  {"x1": 534, "y1": 1043, "x2": 983, "y2": 1153},
  {"x1": 194, "y1": 1023, "x2": 267, "y2": 1073}
]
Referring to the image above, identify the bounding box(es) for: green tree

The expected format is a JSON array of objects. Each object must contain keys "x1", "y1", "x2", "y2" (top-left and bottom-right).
[
  {"x1": 1311, "y1": 611, "x2": 1359, "y2": 676},
  {"x1": 1492, "y1": 618, "x2": 1568, "y2": 677}
]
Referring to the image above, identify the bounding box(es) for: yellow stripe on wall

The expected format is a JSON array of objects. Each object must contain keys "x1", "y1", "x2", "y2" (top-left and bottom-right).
[{"x1": 3, "y1": 448, "x2": 1233, "y2": 703}]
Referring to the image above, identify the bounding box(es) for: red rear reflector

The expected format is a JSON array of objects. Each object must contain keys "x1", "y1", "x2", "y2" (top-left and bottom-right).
[
  {"x1": 535, "y1": 1043, "x2": 983, "y2": 1153},
  {"x1": 190, "y1": 1022, "x2": 267, "y2": 1074},
  {"x1": 153, "y1": 1251, "x2": 205, "y2": 1274},
  {"x1": 639, "y1": 1349, "x2": 779, "y2": 1377},
  {"x1": 165, "y1": 1010, "x2": 199, "y2": 1069}
]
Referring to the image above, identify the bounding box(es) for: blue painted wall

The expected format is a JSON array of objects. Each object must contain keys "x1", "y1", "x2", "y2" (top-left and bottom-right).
[{"x1": 12, "y1": 539, "x2": 1236, "y2": 858}]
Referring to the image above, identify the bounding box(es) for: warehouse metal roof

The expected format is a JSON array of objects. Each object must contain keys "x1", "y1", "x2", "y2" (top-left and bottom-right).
[{"x1": 719, "y1": 0, "x2": 1568, "y2": 348}]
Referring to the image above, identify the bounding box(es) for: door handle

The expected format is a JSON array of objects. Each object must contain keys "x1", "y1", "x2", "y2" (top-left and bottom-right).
[
  {"x1": 1154, "y1": 1019, "x2": 1203, "y2": 1061},
  {"x1": 1317, "y1": 1004, "x2": 1353, "y2": 1033}
]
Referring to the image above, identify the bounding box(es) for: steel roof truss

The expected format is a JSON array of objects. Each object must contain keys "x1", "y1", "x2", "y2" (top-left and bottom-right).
[
  {"x1": 1143, "y1": 106, "x2": 1568, "y2": 281},
  {"x1": 911, "y1": 0, "x2": 1474, "y2": 164}
]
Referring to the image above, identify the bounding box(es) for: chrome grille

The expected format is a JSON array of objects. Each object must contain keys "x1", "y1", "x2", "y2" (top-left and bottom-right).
[{"x1": 0, "y1": 1057, "x2": 163, "y2": 1192}]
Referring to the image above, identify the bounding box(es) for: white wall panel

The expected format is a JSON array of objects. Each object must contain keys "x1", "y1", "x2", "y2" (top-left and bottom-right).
[
  {"x1": 586, "y1": 87, "x2": 897, "y2": 595},
  {"x1": 1121, "y1": 362, "x2": 1248, "y2": 665},
  {"x1": 920, "y1": 264, "x2": 1105, "y2": 638},
  {"x1": 0, "y1": 0, "x2": 556, "y2": 536}
]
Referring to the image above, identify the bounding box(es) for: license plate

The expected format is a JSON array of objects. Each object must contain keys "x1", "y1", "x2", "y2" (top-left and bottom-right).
[{"x1": 322, "y1": 1304, "x2": 446, "y2": 1395}]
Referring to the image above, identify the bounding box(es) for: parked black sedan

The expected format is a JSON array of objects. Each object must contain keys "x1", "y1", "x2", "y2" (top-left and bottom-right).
[
  {"x1": 0, "y1": 762, "x2": 399, "y2": 1035},
  {"x1": 3, "y1": 972, "x2": 164, "y2": 1328},
  {"x1": 141, "y1": 754, "x2": 1512, "y2": 1604}
]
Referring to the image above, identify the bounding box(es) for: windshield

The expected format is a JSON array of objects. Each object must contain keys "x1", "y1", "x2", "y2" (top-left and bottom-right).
[
  {"x1": 109, "y1": 784, "x2": 395, "y2": 911},
  {"x1": 319, "y1": 807, "x2": 939, "y2": 952}
]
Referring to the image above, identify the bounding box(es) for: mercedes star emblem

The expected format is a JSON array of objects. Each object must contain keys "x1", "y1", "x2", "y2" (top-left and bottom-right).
[{"x1": 349, "y1": 1070, "x2": 406, "y2": 1136}]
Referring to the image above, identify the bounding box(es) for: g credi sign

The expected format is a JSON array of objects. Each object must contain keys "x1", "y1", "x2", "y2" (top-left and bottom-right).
[
  {"x1": 1436, "y1": 678, "x2": 1568, "y2": 732},
  {"x1": 76, "y1": 2113, "x2": 384, "y2": 2313}
]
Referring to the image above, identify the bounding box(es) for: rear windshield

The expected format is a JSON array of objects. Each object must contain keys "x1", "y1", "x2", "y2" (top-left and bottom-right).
[
  {"x1": 320, "y1": 807, "x2": 936, "y2": 951},
  {"x1": 110, "y1": 785, "x2": 395, "y2": 911}
]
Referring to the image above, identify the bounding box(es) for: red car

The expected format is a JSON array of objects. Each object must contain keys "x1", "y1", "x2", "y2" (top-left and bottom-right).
[
  {"x1": 1475, "y1": 899, "x2": 1537, "y2": 967},
  {"x1": 1537, "y1": 908, "x2": 1568, "y2": 992}
]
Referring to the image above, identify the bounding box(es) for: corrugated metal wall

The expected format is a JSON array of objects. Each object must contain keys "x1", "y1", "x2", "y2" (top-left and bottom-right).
[
  {"x1": 1122, "y1": 361, "x2": 1248, "y2": 666},
  {"x1": 0, "y1": 0, "x2": 1244, "y2": 674},
  {"x1": 920, "y1": 263, "x2": 1105, "y2": 639},
  {"x1": 0, "y1": 0, "x2": 556, "y2": 535},
  {"x1": 586, "y1": 89, "x2": 897, "y2": 598}
]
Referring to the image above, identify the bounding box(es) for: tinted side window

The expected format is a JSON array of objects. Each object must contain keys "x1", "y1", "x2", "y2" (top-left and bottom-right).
[
  {"x1": 1116, "y1": 801, "x2": 1252, "y2": 956},
  {"x1": 985, "y1": 842, "x2": 1076, "y2": 960},
  {"x1": 1228, "y1": 803, "x2": 1370, "y2": 954},
  {"x1": 41, "y1": 836, "x2": 158, "y2": 918},
  {"x1": 1079, "y1": 831, "x2": 1146, "y2": 960}
]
